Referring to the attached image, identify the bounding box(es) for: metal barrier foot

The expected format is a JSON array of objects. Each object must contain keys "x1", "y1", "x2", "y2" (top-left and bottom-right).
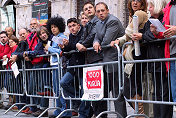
[
  {"x1": 126, "y1": 114, "x2": 149, "y2": 118},
  {"x1": 4, "y1": 103, "x2": 26, "y2": 114},
  {"x1": 96, "y1": 111, "x2": 123, "y2": 118},
  {"x1": 56, "y1": 109, "x2": 75, "y2": 118},
  {"x1": 37, "y1": 107, "x2": 61, "y2": 118}
]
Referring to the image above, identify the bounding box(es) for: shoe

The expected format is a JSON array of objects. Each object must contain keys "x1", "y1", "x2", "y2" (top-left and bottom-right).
[
  {"x1": 4, "y1": 104, "x2": 12, "y2": 110},
  {"x1": 37, "y1": 91, "x2": 53, "y2": 96},
  {"x1": 21, "y1": 107, "x2": 30, "y2": 113},
  {"x1": 11, "y1": 106, "x2": 19, "y2": 111},
  {"x1": 72, "y1": 111, "x2": 78, "y2": 116},
  {"x1": 32, "y1": 109, "x2": 48, "y2": 117},
  {"x1": 24, "y1": 110, "x2": 33, "y2": 114},
  {"x1": 0, "y1": 103, "x2": 5, "y2": 109}
]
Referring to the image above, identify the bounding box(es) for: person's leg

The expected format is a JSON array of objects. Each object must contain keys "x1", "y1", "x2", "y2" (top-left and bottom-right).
[
  {"x1": 170, "y1": 61, "x2": 176, "y2": 102},
  {"x1": 109, "y1": 72, "x2": 127, "y2": 118},
  {"x1": 159, "y1": 72, "x2": 173, "y2": 118},
  {"x1": 60, "y1": 72, "x2": 75, "y2": 97}
]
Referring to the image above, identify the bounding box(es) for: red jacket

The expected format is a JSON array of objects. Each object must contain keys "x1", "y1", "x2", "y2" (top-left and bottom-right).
[
  {"x1": 6, "y1": 45, "x2": 18, "y2": 69},
  {"x1": 26, "y1": 33, "x2": 43, "y2": 65},
  {"x1": 0, "y1": 42, "x2": 10, "y2": 59},
  {"x1": 153, "y1": 2, "x2": 172, "y2": 71}
]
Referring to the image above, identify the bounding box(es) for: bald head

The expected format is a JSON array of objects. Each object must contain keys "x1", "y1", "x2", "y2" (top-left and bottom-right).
[
  {"x1": 18, "y1": 28, "x2": 28, "y2": 41},
  {"x1": 5, "y1": 27, "x2": 14, "y2": 38}
]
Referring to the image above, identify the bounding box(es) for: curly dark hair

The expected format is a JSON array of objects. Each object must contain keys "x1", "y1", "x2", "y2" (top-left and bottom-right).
[
  {"x1": 127, "y1": 0, "x2": 147, "y2": 17},
  {"x1": 46, "y1": 16, "x2": 66, "y2": 34}
]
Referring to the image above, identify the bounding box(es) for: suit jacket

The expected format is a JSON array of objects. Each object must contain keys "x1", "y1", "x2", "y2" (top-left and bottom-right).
[
  {"x1": 79, "y1": 16, "x2": 103, "y2": 64},
  {"x1": 94, "y1": 14, "x2": 125, "y2": 72}
]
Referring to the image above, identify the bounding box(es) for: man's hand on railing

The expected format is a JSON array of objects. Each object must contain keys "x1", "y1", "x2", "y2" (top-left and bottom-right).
[
  {"x1": 110, "y1": 40, "x2": 120, "y2": 48},
  {"x1": 93, "y1": 42, "x2": 101, "y2": 53},
  {"x1": 76, "y1": 43, "x2": 87, "y2": 52},
  {"x1": 163, "y1": 25, "x2": 176, "y2": 38}
]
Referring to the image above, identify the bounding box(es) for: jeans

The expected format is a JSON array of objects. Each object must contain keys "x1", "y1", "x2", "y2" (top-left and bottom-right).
[
  {"x1": 52, "y1": 65, "x2": 72, "y2": 117},
  {"x1": 29, "y1": 63, "x2": 49, "y2": 111},
  {"x1": 170, "y1": 61, "x2": 176, "y2": 102},
  {"x1": 60, "y1": 72, "x2": 92, "y2": 117}
]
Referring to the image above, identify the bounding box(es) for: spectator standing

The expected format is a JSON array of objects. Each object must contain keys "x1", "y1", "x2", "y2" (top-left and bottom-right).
[
  {"x1": 110, "y1": 0, "x2": 148, "y2": 115},
  {"x1": 132, "y1": 0, "x2": 173, "y2": 117},
  {"x1": 93, "y1": 2, "x2": 127, "y2": 118}
]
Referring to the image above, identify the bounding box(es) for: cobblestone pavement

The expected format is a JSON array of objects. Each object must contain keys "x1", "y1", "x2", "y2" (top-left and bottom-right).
[
  {"x1": 0, "y1": 100, "x2": 176, "y2": 118},
  {"x1": 0, "y1": 94, "x2": 176, "y2": 118}
]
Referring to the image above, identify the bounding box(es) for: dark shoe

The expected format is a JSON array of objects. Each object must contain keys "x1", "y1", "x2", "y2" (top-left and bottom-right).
[
  {"x1": 72, "y1": 111, "x2": 78, "y2": 116},
  {"x1": 21, "y1": 107, "x2": 30, "y2": 113},
  {"x1": 37, "y1": 91, "x2": 53, "y2": 96},
  {"x1": 0, "y1": 103, "x2": 5, "y2": 109},
  {"x1": 4, "y1": 104, "x2": 12, "y2": 110},
  {"x1": 32, "y1": 109, "x2": 48, "y2": 117}
]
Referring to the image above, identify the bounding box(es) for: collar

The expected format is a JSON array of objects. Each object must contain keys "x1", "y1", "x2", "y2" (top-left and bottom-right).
[
  {"x1": 56, "y1": 33, "x2": 64, "y2": 37},
  {"x1": 0, "y1": 41, "x2": 8, "y2": 46}
]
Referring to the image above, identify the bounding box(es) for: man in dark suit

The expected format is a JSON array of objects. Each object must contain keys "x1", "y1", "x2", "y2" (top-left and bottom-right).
[
  {"x1": 76, "y1": 2, "x2": 102, "y2": 64},
  {"x1": 93, "y1": 2, "x2": 127, "y2": 118}
]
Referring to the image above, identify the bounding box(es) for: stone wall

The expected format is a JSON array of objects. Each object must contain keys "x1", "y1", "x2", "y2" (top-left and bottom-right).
[{"x1": 0, "y1": 0, "x2": 127, "y2": 35}]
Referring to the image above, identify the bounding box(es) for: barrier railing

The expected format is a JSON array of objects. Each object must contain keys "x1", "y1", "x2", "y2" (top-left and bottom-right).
[
  {"x1": 58, "y1": 44, "x2": 124, "y2": 118},
  {"x1": 122, "y1": 36, "x2": 176, "y2": 118}
]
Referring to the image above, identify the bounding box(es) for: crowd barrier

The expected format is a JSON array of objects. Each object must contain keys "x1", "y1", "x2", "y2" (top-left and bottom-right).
[
  {"x1": 122, "y1": 36, "x2": 176, "y2": 118},
  {"x1": 0, "y1": 36, "x2": 176, "y2": 118}
]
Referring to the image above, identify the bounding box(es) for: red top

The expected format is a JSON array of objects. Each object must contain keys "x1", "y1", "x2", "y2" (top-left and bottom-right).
[{"x1": 0, "y1": 43, "x2": 10, "y2": 59}]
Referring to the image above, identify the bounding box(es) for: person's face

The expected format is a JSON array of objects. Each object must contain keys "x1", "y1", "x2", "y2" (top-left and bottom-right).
[
  {"x1": 30, "y1": 19, "x2": 39, "y2": 32},
  {"x1": 5, "y1": 27, "x2": 13, "y2": 37},
  {"x1": 39, "y1": 30, "x2": 48, "y2": 41},
  {"x1": 9, "y1": 39, "x2": 17, "y2": 47},
  {"x1": 51, "y1": 25, "x2": 60, "y2": 36},
  {"x1": 68, "y1": 22, "x2": 80, "y2": 35},
  {"x1": 19, "y1": 29, "x2": 28, "y2": 41},
  {"x1": 96, "y1": 4, "x2": 109, "y2": 21},
  {"x1": 0, "y1": 33, "x2": 8, "y2": 44},
  {"x1": 148, "y1": 4, "x2": 155, "y2": 17},
  {"x1": 81, "y1": 14, "x2": 89, "y2": 27},
  {"x1": 131, "y1": 0, "x2": 142, "y2": 12},
  {"x1": 83, "y1": 4, "x2": 95, "y2": 18}
]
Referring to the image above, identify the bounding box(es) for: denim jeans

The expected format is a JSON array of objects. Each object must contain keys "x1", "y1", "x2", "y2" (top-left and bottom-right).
[
  {"x1": 170, "y1": 61, "x2": 176, "y2": 102},
  {"x1": 52, "y1": 65, "x2": 72, "y2": 117},
  {"x1": 60, "y1": 72, "x2": 92, "y2": 117},
  {"x1": 29, "y1": 63, "x2": 49, "y2": 111}
]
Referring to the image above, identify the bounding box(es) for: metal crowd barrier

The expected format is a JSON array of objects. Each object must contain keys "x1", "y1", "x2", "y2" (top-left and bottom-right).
[
  {"x1": 0, "y1": 59, "x2": 26, "y2": 114},
  {"x1": 122, "y1": 36, "x2": 176, "y2": 118},
  {"x1": 58, "y1": 45, "x2": 124, "y2": 118}
]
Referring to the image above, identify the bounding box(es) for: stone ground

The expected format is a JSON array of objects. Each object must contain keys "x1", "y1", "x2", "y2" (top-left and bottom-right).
[{"x1": 0, "y1": 94, "x2": 175, "y2": 118}]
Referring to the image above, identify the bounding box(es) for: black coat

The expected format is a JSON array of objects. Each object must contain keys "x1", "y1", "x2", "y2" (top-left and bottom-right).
[
  {"x1": 140, "y1": 14, "x2": 165, "y2": 72},
  {"x1": 79, "y1": 16, "x2": 103, "y2": 64},
  {"x1": 62, "y1": 27, "x2": 85, "y2": 77}
]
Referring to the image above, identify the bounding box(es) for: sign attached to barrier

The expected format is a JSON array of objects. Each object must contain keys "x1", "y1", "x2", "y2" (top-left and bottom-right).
[{"x1": 82, "y1": 66, "x2": 104, "y2": 101}]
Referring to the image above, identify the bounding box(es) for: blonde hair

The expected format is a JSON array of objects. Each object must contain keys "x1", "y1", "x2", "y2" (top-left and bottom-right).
[{"x1": 147, "y1": 0, "x2": 167, "y2": 14}]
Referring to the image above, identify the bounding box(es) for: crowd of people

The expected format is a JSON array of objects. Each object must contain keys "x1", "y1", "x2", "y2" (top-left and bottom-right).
[{"x1": 0, "y1": 0, "x2": 176, "y2": 118}]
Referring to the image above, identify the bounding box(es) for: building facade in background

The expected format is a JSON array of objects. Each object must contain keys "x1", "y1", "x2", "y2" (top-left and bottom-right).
[{"x1": 0, "y1": 0, "x2": 128, "y2": 35}]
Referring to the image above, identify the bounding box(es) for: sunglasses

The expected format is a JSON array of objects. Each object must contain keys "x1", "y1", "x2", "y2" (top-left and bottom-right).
[{"x1": 131, "y1": 0, "x2": 141, "y2": 2}]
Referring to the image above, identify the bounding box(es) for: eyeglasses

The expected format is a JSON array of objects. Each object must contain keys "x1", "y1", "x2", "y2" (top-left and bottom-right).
[{"x1": 131, "y1": 0, "x2": 141, "y2": 2}]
